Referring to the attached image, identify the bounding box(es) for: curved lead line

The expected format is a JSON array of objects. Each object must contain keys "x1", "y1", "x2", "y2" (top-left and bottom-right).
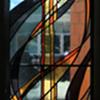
[
  {"x1": 40, "y1": 0, "x2": 56, "y2": 98},
  {"x1": 32, "y1": 0, "x2": 90, "y2": 66},
  {"x1": 10, "y1": 35, "x2": 31, "y2": 64},
  {"x1": 81, "y1": 0, "x2": 89, "y2": 44},
  {"x1": 71, "y1": 0, "x2": 90, "y2": 64},
  {"x1": 10, "y1": 0, "x2": 57, "y2": 41},
  {"x1": 10, "y1": 0, "x2": 41, "y2": 27},
  {"x1": 10, "y1": 33, "x2": 78, "y2": 88},
  {"x1": 65, "y1": 49, "x2": 91, "y2": 100},
  {"x1": 10, "y1": 32, "x2": 90, "y2": 95},
  {"x1": 10, "y1": 1, "x2": 41, "y2": 41},
  {"x1": 11, "y1": 0, "x2": 75, "y2": 61},
  {"x1": 10, "y1": 0, "x2": 69, "y2": 61},
  {"x1": 31, "y1": 0, "x2": 60, "y2": 37},
  {"x1": 57, "y1": 47, "x2": 79, "y2": 65},
  {"x1": 10, "y1": 0, "x2": 62, "y2": 41},
  {"x1": 40, "y1": 43, "x2": 78, "y2": 99},
  {"x1": 24, "y1": 49, "x2": 78, "y2": 93},
  {"x1": 40, "y1": 67, "x2": 70, "y2": 100},
  {"x1": 86, "y1": 90, "x2": 91, "y2": 100},
  {"x1": 10, "y1": 0, "x2": 75, "y2": 78},
  {"x1": 31, "y1": 0, "x2": 75, "y2": 37},
  {"x1": 57, "y1": 33, "x2": 90, "y2": 65},
  {"x1": 81, "y1": 0, "x2": 90, "y2": 44},
  {"x1": 37, "y1": 33, "x2": 90, "y2": 66},
  {"x1": 10, "y1": 37, "x2": 32, "y2": 97},
  {"x1": 10, "y1": 0, "x2": 88, "y2": 89},
  {"x1": 16, "y1": 43, "x2": 90, "y2": 98},
  {"x1": 11, "y1": 0, "x2": 57, "y2": 95},
  {"x1": 11, "y1": 0, "x2": 91, "y2": 99},
  {"x1": 11, "y1": 0, "x2": 75, "y2": 97},
  {"x1": 80, "y1": 86, "x2": 90, "y2": 100},
  {"x1": 16, "y1": 45, "x2": 79, "y2": 98}
]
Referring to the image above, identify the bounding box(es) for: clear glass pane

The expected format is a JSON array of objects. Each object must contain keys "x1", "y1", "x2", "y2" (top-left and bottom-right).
[
  {"x1": 23, "y1": 81, "x2": 41, "y2": 100},
  {"x1": 10, "y1": 0, "x2": 24, "y2": 10},
  {"x1": 10, "y1": 6, "x2": 42, "y2": 59}
]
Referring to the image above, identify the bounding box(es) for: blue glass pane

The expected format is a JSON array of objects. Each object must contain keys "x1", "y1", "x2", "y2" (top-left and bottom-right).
[{"x1": 10, "y1": 0, "x2": 24, "y2": 10}]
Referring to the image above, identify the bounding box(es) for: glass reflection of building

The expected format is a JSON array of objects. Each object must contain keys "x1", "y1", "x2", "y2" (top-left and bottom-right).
[
  {"x1": 9, "y1": 0, "x2": 91, "y2": 100},
  {"x1": 10, "y1": 1, "x2": 70, "y2": 99}
]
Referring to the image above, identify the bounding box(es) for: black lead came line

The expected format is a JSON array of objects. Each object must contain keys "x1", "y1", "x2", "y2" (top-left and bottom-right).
[
  {"x1": 10, "y1": 0, "x2": 41, "y2": 27},
  {"x1": 65, "y1": 49, "x2": 91, "y2": 100},
  {"x1": 71, "y1": 0, "x2": 90, "y2": 64},
  {"x1": 19, "y1": 49, "x2": 91, "y2": 98},
  {"x1": 10, "y1": 0, "x2": 75, "y2": 97},
  {"x1": 10, "y1": 0, "x2": 49, "y2": 41},
  {"x1": 10, "y1": 0, "x2": 75, "y2": 64}
]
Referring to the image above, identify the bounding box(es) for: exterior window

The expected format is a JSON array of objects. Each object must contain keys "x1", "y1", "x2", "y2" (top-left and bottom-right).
[
  {"x1": 64, "y1": 35, "x2": 70, "y2": 51},
  {"x1": 54, "y1": 35, "x2": 61, "y2": 53}
]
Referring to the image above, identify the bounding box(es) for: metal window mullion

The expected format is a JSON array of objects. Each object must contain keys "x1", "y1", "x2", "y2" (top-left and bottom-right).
[
  {"x1": 38, "y1": 34, "x2": 41, "y2": 55},
  {"x1": 60, "y1": 34, "x2": 63, "y2": 54}
]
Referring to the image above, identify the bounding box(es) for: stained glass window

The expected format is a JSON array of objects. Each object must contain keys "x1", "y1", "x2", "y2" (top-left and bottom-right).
[{"x1": 10, "y1": 0, "x2": 91, "y2": 100}]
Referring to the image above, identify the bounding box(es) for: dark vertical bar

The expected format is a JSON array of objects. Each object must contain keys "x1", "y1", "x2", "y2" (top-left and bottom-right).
[
  {"x1": 0, "y1": 0, "x2": 10, "y2": 99},
  {"x1": 90, "y1": 0, "x2": 94, "y2": 100},
  {"x1": 94, "y1": 0, "x2": 100, "y2": 99},
  {"x1": 41, "y1": 0, "x2": 45, "y2": 97}
]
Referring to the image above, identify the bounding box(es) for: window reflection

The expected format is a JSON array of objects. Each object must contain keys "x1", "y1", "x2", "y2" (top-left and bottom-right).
[{"x1": 10, "y1": 0, "x2": 24, "y2": 10}]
